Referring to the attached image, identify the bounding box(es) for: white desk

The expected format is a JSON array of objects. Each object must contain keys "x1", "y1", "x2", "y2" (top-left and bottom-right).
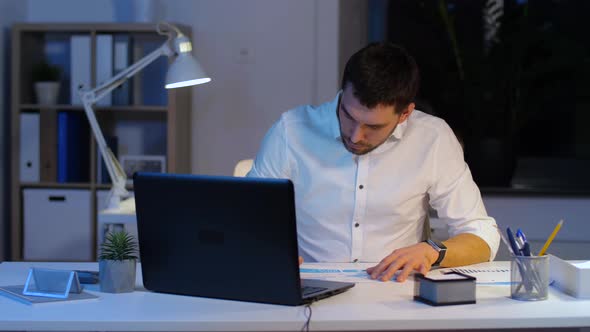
[{"x1": 1, "y1": 261, "x2": 589, "y2": 331}]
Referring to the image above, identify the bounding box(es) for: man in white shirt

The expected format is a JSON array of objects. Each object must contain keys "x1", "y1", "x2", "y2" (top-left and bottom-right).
[{"x1": 248, "y1": 42, "x2": 500, "y2": 282}]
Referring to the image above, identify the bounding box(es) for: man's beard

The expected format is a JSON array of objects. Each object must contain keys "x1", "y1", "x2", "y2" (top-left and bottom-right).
[
  {"x1": 340, "y1": 125, "x2": 397, "y2": 155},
  {"x1": 341, "y1": 136, "x2": 376, "y2": 155}
]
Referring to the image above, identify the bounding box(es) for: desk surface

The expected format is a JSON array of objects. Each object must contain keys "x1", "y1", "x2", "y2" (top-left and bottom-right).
[{"x1": 0, "y1": 261, "x2": 589, "y2": 331}]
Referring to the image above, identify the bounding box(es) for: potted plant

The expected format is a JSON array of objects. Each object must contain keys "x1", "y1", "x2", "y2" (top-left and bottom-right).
[
  {"x1": 31, "y1": 60, "x2": 61, "y2": 105},
  {"x1": 98, "y1": 231, "x2": 139, "y2": 293}
]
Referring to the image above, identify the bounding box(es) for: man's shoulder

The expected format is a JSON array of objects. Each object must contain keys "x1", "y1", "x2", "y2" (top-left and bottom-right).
[
  {"x1": 279, "y1": 99, "x2": 335, "y2": 127},
  {"x1": 409, "y1": 110, "x2": 453, "y2": 135}
]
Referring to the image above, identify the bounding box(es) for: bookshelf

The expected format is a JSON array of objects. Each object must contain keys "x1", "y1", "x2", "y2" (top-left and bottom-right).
[{"x1": 10, "y1": 23, "x2": 193, "y2": 261}]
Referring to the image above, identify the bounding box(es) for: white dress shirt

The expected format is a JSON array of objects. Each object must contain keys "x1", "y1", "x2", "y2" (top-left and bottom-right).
[{"x1": 248, "y1": 92, "x2": 500, "y2": 263}]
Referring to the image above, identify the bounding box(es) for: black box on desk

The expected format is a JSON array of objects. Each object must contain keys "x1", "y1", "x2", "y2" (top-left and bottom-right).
[{"x1": 414, "y1": 271, "x2": 476, "y2": 306}]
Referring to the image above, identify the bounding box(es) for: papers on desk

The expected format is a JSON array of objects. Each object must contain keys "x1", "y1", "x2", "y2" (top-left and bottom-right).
[
  {"x1": 436, "y1": 267, "x2": 511, "y2": 284},
  {"x1": 299, "y1": 262, "x2": 512, "y2": 284},
  {"x1": 300, "y1": 268, "x2": 378, "y2": 283},
  {"x1": 0, "y1": 285, "x2": 98, "y2": 305}
]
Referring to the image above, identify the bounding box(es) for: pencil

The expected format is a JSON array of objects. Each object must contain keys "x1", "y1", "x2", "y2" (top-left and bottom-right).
[{"x1": 538, "y1": 219, "x2": 564, "y2": 256}]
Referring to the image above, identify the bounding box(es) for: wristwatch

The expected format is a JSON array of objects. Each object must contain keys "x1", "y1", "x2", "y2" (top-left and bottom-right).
[{"x1": 424, "y1": 239, "x2": 447, "y2": 267}]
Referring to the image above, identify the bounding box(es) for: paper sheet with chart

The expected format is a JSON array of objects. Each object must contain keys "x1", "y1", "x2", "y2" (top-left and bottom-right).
[{"x1": 300, "y1": 263, "x2": 382, "y2": 283}]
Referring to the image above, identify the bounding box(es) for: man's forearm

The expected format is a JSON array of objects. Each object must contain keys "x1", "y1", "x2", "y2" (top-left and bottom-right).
[{"x1": 440, "y1": 233, "x2": 491, "y2": 267}]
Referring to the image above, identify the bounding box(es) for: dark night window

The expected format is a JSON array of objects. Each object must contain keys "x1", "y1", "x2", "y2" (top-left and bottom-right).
[{"x1": 374, "y1": 0, "x2": 590, "y2": 192}]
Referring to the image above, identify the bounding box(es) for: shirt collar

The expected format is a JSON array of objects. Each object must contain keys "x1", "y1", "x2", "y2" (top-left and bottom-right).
[
  {"x1": 330, "y1": 91, "x2": 343, "y2": 139},
  {"x1": 330, "y1": 90, "x2": 407, "y2": 141},
  {"x1": 390, "y1": 117, "x2": 407, "y2": 140}
]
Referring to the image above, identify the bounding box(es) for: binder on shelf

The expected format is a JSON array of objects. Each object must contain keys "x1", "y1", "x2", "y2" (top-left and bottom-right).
[
  {"x1": 70, "y1": 35, "x2": 91, "y2": 105},
  {"x1": 57, "y1": 111, "x2": 90, "y2": 183},
  {"x1": 39, "y1": 109, "x2": 58, "y2": 182},
  {"x1": 96, "y1": 34, "x2": 113, "y2": 106},
  {"x1": 132, "y1": 37, "x2": 143, "y2": 105},
  {"x1": 134, "y1": 36, "x2": 167, "y2": 106},
  {"x1": 19, "y1": 113, "x2": 40, "y2": 182},
  {"x1": 113, "y1": 34, "x2": 132, "y2": 106}
]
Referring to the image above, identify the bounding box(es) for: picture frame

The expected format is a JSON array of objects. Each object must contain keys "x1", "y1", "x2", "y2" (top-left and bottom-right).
[{"x1": 120, "y1": 155, "x2": 166, "y2": 184}]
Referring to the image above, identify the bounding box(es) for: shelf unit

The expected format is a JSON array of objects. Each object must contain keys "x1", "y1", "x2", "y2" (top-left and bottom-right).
[{"x1": 10, "y1": 23, "x2": 193, "y2": 261}]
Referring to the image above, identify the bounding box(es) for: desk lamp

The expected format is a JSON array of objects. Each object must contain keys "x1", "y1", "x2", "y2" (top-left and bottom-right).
[{"x1": 80, "y1": 22, "x2": 210, "y2": 209}]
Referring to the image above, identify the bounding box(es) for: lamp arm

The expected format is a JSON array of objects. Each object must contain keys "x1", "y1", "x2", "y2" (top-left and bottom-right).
[
  {"x1": 79, "y1": 40, "x2": 173, "y2": 208},
  {"x1": 81, "y1": 99, "x2": 128, "y2": 207},
  {"x1": 88, "y1": 42, "x2": 173, "y2": 103}
]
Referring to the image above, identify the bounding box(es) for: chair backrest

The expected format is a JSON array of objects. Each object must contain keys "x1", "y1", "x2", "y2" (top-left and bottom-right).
[{"x1": 233, "y1": 159, "x2": 254, "y2": 177}]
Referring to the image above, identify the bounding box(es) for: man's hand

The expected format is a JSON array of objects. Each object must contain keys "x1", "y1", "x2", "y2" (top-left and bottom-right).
[
  {"x1": 299, "y1": 256, "x2": 304, "y2": 266},
  {"x1": 366, "y1": 242, "x2": 439, "y2": 282}
]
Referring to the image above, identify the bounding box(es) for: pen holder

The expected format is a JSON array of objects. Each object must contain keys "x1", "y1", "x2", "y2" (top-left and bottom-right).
[{"x1": 510, "y1": 255, "x2": 549, "y2": 301}]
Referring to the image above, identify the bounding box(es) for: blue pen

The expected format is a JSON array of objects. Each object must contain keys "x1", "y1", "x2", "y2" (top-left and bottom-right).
[
  {"x1": 516, "y1": 228, "x2": 528, "y2": 243},
  {"x1": 506, "y1": 227, "x2": 522, "y2": 256},
  {"x1": 515, "y1": 236, "x2": 525, "y2": 253},
  {"x1": 516, "y1": 229, "x2": 532, "y2": 256}
]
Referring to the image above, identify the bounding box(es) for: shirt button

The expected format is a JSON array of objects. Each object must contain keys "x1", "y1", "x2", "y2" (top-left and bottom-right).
[
  {"x1": 355, "y1": 223, "x2": 360, "y2": 228},
  {"x1": 359, "y1": 185, "x2": 364, "y2": 189},
  {"x1": 353, "y1": 259, "x2": 358, "y2": 263}
]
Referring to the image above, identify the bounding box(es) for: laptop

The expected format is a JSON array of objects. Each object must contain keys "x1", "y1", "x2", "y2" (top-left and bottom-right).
[{"x1": 133, "y1": 172, "x2": 355, "y2": 306}]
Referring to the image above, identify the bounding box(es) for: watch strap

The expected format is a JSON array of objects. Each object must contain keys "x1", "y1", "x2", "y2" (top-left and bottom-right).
[{"x1": 425, "y1": 239, "x2": 447, "y2": 267}]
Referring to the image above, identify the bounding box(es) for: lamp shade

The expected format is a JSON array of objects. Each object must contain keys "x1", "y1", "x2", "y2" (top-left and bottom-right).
[
  {"x1": 165, "y1": 35, "x2": 211, "y2": 89},
  {"x1": 165, "y1": 53, "x2": 211, "y2": 89}
]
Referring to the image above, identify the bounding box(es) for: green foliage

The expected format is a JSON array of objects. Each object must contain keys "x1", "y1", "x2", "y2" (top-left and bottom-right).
[
  {"x1": 31, "y1": 60, "x2": 61, "y2": 82},
  {"x1": 99, "y1": 231, "x2": 138, "y2": 261}
]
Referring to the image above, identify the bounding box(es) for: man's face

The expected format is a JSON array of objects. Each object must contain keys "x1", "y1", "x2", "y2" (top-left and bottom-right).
[{"x1": 338, "y1": 85, "x2": 414, "y2": 155}]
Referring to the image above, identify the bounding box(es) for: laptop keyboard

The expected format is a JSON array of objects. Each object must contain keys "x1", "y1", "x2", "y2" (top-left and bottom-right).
[{"x1": 301, "y1": 286, "x2": 327, "y2": 297}]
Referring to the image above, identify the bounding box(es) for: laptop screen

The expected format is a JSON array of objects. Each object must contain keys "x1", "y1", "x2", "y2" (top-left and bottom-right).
[{"x1": 133, "y1": 172, "x2": 305, "y2": 305}]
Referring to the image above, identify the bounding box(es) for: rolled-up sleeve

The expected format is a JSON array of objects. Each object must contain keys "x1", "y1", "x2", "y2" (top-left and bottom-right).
[{"x1": 428, "y1": 123, "x2": 500, "y2": 260}]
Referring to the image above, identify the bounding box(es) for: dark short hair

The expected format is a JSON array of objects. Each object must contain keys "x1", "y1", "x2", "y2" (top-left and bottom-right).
[{"x1": 341, "y1": 42, "x2": 419, "y2": 113}]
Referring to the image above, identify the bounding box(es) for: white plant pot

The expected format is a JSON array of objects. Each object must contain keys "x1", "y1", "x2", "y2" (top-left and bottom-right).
[
  {"x1": 34, "y1": 81, "x2": 60, "y2": 105},
  {"x1": 99, "y1": 259, "x2": 137, "y2": 293}
]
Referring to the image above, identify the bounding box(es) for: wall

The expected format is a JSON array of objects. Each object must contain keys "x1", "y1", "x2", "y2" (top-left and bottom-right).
[
  {"x1": 0, "y1": 0, "x2": 27, "y2": 261},
  {"x1": 26, "y1": 0, "x2": 116, "y2": 22},
  {"x1": 160, "y1": 0, "x2": 341, "y2": 175},
  {"x1": 24, "y1": 0, "x2": 342, "y2": 176},
  {"x1": 339, "y1": 0, "x2": 367, "y2": 83}
]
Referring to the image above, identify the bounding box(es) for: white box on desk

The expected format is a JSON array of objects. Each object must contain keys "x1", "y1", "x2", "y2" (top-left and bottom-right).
[
  {"x1": 96, "y1": 191, "x2": 138, "y2": 257},
  {"x1": 549, "y1": 254, "x2": 590, "y2": 298},
  {"x1": 23, "y1": 189, "x2": 92, "y2": 261}
]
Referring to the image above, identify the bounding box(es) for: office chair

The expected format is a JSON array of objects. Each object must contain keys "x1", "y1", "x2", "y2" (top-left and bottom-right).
[{"x1": 233, "y1": 159, "x2": 254, "y2": 177}]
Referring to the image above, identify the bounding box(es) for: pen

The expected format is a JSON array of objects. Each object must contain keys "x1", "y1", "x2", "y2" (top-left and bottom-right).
[
  {"x1": 506, "y1": 227, "x2": 521, "y2": 256},
  {"x1": 521, "y1": 242, "x2": 532, "y2": 256},
  {"x1": 498, "y1": 229, "x2": 517, "y2": 256},
  {"x1": 516, "y1": 229, "x2": 531, "y2": 256},
  {"x1": 538, "y1": 219, "x2": 564, "y2": 256},
  {"x1": 514, "y1": 236, "x2": 525, "y2": 254},
  {"x1": 516, "y1": 228, "x2": 527, "y2": 243}
]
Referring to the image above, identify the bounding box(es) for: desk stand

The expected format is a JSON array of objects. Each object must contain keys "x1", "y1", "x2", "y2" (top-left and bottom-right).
[{"x1": 23, "y1": 268, "x2": 82, "y2": 299}]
